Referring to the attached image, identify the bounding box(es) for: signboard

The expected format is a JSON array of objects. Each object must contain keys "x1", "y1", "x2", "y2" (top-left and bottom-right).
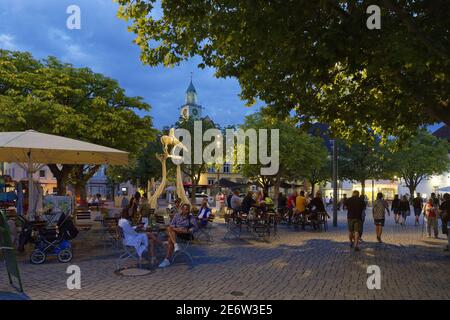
[
  {"x1": 43, "y1": 195, "x2": 73, "y2": 215},
  {"x1": 0, "y1": 210, "x2": 23, "y2": 292}
]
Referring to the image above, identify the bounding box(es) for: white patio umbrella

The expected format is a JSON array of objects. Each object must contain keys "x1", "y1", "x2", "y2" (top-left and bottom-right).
[
  {"x1": 437, "y1": 186, "x2": 450, "y2": 192},
  {"x1": 0, "y1": 130, "x2": 128, "y2": 217}
]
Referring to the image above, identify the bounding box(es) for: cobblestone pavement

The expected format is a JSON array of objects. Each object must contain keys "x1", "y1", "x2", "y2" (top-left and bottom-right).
[{"x1": 1, "y1": 211, "x2": 449, "y2": 300}]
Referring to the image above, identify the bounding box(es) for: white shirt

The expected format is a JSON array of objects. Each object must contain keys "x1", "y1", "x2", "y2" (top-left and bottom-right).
[{"x1": 118, "y1": 218, "x2": 148, "y2": 257}]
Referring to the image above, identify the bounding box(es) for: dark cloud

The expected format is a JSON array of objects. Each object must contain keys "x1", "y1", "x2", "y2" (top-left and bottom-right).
[{"x1": 0, "y1": 0, "x2": 261, "y2": 129}]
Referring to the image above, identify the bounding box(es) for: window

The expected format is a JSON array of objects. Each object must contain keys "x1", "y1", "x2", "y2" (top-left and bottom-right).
[
  {"x1": 223, "y1": 163, "x2": 231, "y2": 173},
  {"x1": 11, "y1": 168, "x2": 15, "y2": 178},
  {"x1": 208, "y1": 178, "x2": 215, "y2": 185},
  {"x1": 207, "y1": 166, "x2": 215, "y2": 173},
  {"x1": 39, "y1": 170, "x2": 46, "y2": 178}
]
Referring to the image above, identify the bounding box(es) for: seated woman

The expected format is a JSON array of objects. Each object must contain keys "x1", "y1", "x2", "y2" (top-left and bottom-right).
[
  {"x1": 197, "y1": 199, "x2": 212, "y2": 227},
  {"x1": 118, "y1": 208, "x2": 158, "y2": 265},
  {"x1": 158, "y1": 203, "x2": 198, "y2": 268}
]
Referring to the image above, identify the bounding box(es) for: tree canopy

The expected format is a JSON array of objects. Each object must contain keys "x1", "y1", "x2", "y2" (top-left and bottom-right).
[
  {"x1": 339, "y1": 139, "x2": 391, "y2": 194},
  {"x1": 0, "y1": 50, "x2": 155, "y2": 199},
  {"x1": 238, "y1": 112, "x2": 329, "y2": 193},
  {"x1": 387, "y1": 129, "x2": 450, "y2": 196},
  {"x1": 117, "y1": 0, "x2": 449, "y2": 141}
]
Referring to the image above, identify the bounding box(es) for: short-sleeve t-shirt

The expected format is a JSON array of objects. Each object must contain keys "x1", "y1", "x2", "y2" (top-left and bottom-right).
[
  {"x1": 295, "y1": 195, "x2": 307, "y2": 212},
  {"x1": 346, "y1": 196, "x2": 365, "y2": 220}
]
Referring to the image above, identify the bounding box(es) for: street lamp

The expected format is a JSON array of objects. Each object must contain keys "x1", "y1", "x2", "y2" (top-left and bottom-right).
[{"x1": 332, "y1": 139, "x2": 338, "y2": 227}]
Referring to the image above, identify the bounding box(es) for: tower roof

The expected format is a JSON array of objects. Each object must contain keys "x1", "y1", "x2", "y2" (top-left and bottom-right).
[{"x1": 186, "y1": 79, "x2": 197, "y2": 93}]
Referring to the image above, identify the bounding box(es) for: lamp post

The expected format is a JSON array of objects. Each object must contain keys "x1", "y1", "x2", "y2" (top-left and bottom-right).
[{"x1": 332, "y1": 139, "x2": 338, "y2": 227}]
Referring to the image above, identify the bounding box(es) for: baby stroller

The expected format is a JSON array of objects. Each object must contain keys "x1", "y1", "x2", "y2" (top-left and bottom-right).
[{"x1": 18, "y1": 213, "x2": 78, "y2": 264}]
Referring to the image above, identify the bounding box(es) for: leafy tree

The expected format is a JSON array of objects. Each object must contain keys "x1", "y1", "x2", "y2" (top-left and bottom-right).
[
  {"x1": 388, "y1": 129, "x2": 450, "y2": 197},
  {"x1": 0, "y1": 50, "x2": 155, "y2": 202},
  {"x1": 238, "y1": 113, "x2": 328, "y2": 198},
  {"x1": 172, "y1": 116, "x2": 219, "y2": 203},
  {"x1": 117, "y1": 0, "x2": 449, "y2": 141},
  {"x1": 339, "y1": 139, "x2": 390, "y2": 195}
]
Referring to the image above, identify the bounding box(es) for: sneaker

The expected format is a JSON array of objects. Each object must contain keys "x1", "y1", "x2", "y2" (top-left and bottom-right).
[
  {"x1": 426, "y1": 235, "x2": 431, "y2": 238},
  {"x1": 174, "y1": 243, "x2": 181, "y2": 252},
  {"x1": 158, "y1": 258, "x2": 171, "y2": 268},
  {"x1": 377, "y1": 236, "x2": 382, "y2": 243}
]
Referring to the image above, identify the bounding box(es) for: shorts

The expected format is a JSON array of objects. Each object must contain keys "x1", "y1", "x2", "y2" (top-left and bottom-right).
[
  {"x1": 414, "y1": 208, "x2": 422, "y2": 216},
  {"x1": 177, "y1": 232, "x2": 194, "y2": 241},
  {"x1": 347, "y1": 219, "x2": 362, "y2": 234},
  {"x1": 374, "y1": 219, "x2": 385, "y2": 226}
]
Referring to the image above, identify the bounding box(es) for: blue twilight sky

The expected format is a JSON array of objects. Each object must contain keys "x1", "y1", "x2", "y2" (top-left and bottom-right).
[
  {"x1": 0, "y1": 0, "x2": 443, "y2": 134},
  {"x1": 0, "y1": 0, "x2": 261, "y2": 129}
]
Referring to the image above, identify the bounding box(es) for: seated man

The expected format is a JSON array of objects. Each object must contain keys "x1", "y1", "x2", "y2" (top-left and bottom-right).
[
  {"x1": 294, "y1": 191, "x2": 308, "y2": 219},
  {"x1": 168, "y1": 198, "x2": 182, "y2": 218},
  {"x1": 197, "y1": 199, "x2": 212, "y2": 227},
  {"x1": 159, "y1": 203, "x2": 198, "y2": 268},
  {"x1": 118, "y1": 209, "x2": 158, "y2": 265},
  {"x1": 230, "y1": 190, "x2": 242, "y2": 213}
]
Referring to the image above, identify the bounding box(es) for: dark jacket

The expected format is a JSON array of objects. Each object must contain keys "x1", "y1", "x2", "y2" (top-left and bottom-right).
[{"x1": 241, "y1": 195, "x2": 256, "y2": 214}]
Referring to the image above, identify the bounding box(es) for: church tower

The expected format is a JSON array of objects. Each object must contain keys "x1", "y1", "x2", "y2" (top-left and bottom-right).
[{"x1": 180, "y1": 76, "x2": 203, "y2": 119}]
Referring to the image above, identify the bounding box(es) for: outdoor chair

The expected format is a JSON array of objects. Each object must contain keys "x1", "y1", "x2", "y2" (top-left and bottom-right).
[
  {"x1": 101, "y1": 217, "x2": 120, "y2": 250},
  {"x1": 223, "y1": 212, "x2": 244, "y2": 241},
  {"x1": 75, "y1": 209, "x2": 92, "y2": 231},
  {"x1": 317, "y1": 211, "x2": 329, "y2": 231},
  {"x1": 196, "y1": 214, "x2": 215, "y2": 243},
  {"x1": 116, "y1": 226, "x2": 142, "y2": 269},
  {"x1": 172, "y1": 233, "x2": 194, "y2": 265}
]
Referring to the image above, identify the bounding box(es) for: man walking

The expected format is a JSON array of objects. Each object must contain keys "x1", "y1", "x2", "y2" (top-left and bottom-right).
[
  {"x1": 346, "y1": 190, "x2": 365, "y2": 252},
  {"x1": 413, "y1": 193, "x2": 423, "y2": 226},
  {"x1": 439, "y1": 193, "x2": 450, "y2": 251}
]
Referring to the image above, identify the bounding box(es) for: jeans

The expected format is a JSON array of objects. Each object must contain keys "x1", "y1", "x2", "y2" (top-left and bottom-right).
[
  {"x1": 427, "y1": 217, "x2": 438, "y2": 237},
  {"x1": 441, "y1": 213, "x2": 449, "y2": 235}
]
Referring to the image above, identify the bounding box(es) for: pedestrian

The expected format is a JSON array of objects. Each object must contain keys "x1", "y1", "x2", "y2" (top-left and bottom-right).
[
  {"x1": 372, "y1": 192, "x2": 390, "y2": 243},
  {"x1": 346, "y1": 190, "x2": 365, "y2": 252},
  {"x1": 412, "y1": 193, "x2": 424, "y2": 226},
  {"x1": 399, "y1": 195, "x2": 411, "y2": 226},
  {"x1": 438, "y1": 193, "x2": 450, "y2": 251},
  {"x1": 340, "y1": 194, "x2": 348, "y2": 211},
  {"x1": 359, "y1": 194, "x2": 367, "y2": 241},
  {"x1": 424, "y1": 198, "x2": 439, "y2": 238},
  {"x1": 391, "y1": 194, "x2": 401, "y2": 224},
  {"x1": 431, "y1": 192, "x2": 440, "y2": 207}
]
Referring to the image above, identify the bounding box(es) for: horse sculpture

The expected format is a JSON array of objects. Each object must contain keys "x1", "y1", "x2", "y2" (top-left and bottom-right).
[{"x1": 160, "y1": 128, "x2": 188, "y2": 158}]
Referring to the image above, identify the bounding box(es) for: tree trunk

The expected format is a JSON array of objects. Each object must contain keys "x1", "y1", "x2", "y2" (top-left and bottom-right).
[
  {"x1": 408, "y1": 185, "x2": 416, "y2": 201},
  {"x1": 274, "y1": 173, "x2": 280, "y2": 207},
  {"x1": 360, "y1": 180, "x2": 366, "y2": 195},
  {"x1": 311, "y1": 182, "x2": 316, "y2": 196},
  {"x1": 191, "y1": 181, "x2": 197, "y2": 204},
  {"x1": 75, "y1": 181, "x2": 88, "y2": 207},
  {"x1": 47, "y1": 164, "x2": 72, "y2": 196}
]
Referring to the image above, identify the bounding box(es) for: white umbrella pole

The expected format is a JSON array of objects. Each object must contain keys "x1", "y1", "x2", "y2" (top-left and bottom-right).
[{"x1": 27, "y1": 151, "x2": 33, "y2": 219}]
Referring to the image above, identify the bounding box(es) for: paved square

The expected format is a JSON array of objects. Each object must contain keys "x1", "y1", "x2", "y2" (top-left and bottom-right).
[{"x1": 1, "y1": 212, "x2": 449, "y2": 300}]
